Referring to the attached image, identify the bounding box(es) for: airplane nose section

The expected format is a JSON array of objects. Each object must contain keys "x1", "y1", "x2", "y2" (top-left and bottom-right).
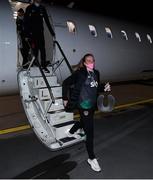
[{"x1": 97, "y1": 94, "x2": 115, "y2": 112}]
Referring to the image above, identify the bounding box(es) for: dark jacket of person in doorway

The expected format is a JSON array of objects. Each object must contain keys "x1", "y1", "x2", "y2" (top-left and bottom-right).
[{"x1": 24, "y1": 0, "x2": 55, "y2": 71}]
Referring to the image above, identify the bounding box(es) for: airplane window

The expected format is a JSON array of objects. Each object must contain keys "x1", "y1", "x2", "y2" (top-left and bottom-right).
[
  {"x1": 135, "y1": 32, "x2": 141, "y2": 42},
  {"x1": 13, "y1": 11, "x2": 17, "y2": 19},
  {"x1": 147, "y1": 34, "x2": 152, "y2": 43},
  {"x1": 121, "y1": 30, "x2": 128, "y2": 40},
  {"x1": 105, "y1": 27, "x2": 113, "y2": 38},
  {"x1": 88, "y1": 25, "x2": 98, "y2": 37},
  {"x1": 67, "y1": 21, "x2": 76, "y2": 33}
]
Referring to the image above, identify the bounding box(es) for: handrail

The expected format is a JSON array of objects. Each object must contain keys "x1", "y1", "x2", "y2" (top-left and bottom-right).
[
  {"x1": 52, "y1": 58, "x2": 64, "y2": 74},
  {"x1": 54, "y1": 40, "x2": 73, "y2": 74},
  {"x1": 24, "y1": 40, "x2": 73, "y2": 108},
  {"x1": 25, "y1": 41, "x2": 55, "y2": 105},
  {"x1": 36, "y1": 59, "x2": 55, "y2": 104}
]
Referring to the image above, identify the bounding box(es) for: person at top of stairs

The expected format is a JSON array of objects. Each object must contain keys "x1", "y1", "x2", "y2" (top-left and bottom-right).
[{"x1": 24, "y1": 0, "x2": 55, "y2": 73}]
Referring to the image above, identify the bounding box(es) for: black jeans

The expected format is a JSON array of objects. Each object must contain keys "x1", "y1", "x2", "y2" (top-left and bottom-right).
[
  {"x1": 32, "y1": 33, "x2": 46, "y2": 68},
  {"x1": 20, "y1": 37, "x2": 29, "y2": 66},
  {"x1": 70, "y1": 108, "x2": 95, "y2": 159}
]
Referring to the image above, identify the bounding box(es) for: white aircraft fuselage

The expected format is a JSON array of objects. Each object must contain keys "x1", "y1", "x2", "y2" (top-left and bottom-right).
[{"x1": 0, "y1": 0, "x2": 153, "y2": 96}]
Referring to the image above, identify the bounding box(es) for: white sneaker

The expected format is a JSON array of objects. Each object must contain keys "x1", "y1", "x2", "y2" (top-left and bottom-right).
[
  {"x1": 87, "y1": 158, "x2": 101, "y2": 172},
  {"x1": 77, "y1": 128, "x2": 85, "y2": 136},
  {"x1": 66, "y1": 129, "x2": 81, "y2": 139},
  {"x1": 67, "y1": 131, "x2": 74, "y2": 138}
]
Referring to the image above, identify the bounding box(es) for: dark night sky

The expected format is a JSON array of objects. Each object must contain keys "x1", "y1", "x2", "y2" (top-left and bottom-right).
[{"x1": 45, "y1": 0, "x2": 153, "y2": 27}]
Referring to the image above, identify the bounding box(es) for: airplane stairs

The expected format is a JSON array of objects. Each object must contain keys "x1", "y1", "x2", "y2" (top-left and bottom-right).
[{"x1": 17, "y1": 42, "x2": 85, "y2": 151}]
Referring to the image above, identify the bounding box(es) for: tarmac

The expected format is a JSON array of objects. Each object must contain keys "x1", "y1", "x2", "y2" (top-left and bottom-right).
[{"x1": 0, "y1": 82, "x2": 153, "y2": 178}]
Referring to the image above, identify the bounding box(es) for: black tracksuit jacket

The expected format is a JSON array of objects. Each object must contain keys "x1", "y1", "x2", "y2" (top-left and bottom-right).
[
  {"x1": 24, "y1": 4, "x2": 55, "y2": 38},
  {"x1": 62, "y1": 67, "x2": 104, "y2": 110}
]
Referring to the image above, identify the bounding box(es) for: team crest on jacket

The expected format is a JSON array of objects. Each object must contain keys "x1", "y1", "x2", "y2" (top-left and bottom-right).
[{"x1": 83, "y1": 111, "x2": 89, "y2": 116}]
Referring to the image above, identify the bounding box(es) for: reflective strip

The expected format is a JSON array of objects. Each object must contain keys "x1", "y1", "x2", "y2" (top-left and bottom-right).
[
  {"x1": 0, "y1": 125, "x2": 31, "y2": 135},
  {"x1": 114, "y1": 98, "x2": 153, "y2": 110},
  {"x1": 1, "y1": 98, "x2": 153, "y2": 135}
]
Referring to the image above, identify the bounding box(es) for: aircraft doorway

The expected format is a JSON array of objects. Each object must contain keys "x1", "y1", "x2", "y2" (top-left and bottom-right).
[{"x1": 9, "y1": 0, "x2": 55, "y2": 68}]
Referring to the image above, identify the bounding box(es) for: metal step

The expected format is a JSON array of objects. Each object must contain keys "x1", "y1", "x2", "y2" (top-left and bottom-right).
[
  {"x1": 49, "y1": 135, "x2": 85, "y2": 150},
  {"x1": 32, "y1": 76, "x2": 59, "y2": 88},
  {"x1": 60, "y1": 137, "x2": 76, "y2": 143},
  {"x1": 53, "y1": 120, "x2": 75, "y2": 128},
  {"x1": 42, "y1": 99, "x2": 64, "y2": 112},
  {"x1": 29, "y1": 67, "x2": 53, "y2": 77},
  {"x1": 54, "y1": 121, "x2": 76, "y2": 139},
  {"x1": 39, "y1": 86, "x2": 62, "y2": 100},
  {"x1": 48, "y1": 111, "x2": 73, "y2": 126}
]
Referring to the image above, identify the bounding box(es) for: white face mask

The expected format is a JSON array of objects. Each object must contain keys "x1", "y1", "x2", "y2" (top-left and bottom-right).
[{"x1": 34, "y1": 2, "x2": 40, "y2": 7}]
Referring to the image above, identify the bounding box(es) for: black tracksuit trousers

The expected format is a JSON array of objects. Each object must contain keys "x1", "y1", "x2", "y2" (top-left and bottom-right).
[
  {"x1": 69, "y1": 108, "x2": 95, "y2": 160},
  {"x1": 32, "y1": 32, "x2": 46, "y2": 68}
]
